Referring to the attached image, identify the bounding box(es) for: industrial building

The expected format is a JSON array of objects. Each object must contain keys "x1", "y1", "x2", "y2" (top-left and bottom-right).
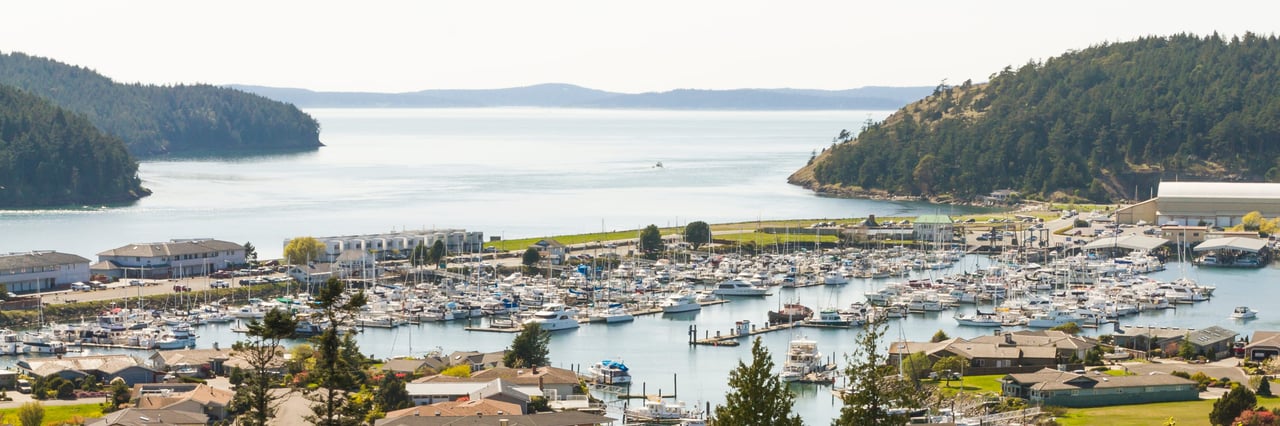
[{"x1": 1116, "y1": 181, "x2": 1280, "y2": 227}]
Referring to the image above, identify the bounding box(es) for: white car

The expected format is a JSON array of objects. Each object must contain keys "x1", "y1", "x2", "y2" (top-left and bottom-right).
[{"x1": 129, "y1": 280, "x2": 146, "y2": 286}]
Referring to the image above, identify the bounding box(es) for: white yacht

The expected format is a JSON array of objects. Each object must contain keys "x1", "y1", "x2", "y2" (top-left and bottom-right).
[
  {"x1": 779, "y1": 336, "x2": 832, "y2": 383},
  {"x1": 953, "y1": 310, "x2": 1002, "y2": 327},
  {"x1": 590, "y1": 304, "x2": 635, "y2": 323},
  {"x1": 711, "y1": 279, "x2": 768, "y2": 296},
  {"x1": 1230, "y1": 306, "x2": 1258, "y2": 320},
  {"x1": 525, "y1": 303, "x2": 580, "y2": 331},
  {"x1": 0, "y1": 329, "x2": 20, "y2": 355},
  {"x1": 660, "y1": 292, "x2": 702, "y2": 313}
]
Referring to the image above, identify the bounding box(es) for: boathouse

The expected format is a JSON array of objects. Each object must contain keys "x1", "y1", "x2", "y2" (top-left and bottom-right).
[
  {"x1": 913, "y1": 215, "x2": 955, "y2": 242},
  {"x1": 0, "y1": 250, "x2": 90, "y2": 294},
  {"x1": 1115, "y1": 181, "x2": 1280, "y2": 226}
]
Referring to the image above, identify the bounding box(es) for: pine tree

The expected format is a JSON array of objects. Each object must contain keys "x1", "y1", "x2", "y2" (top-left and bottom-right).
[
  {"x1": 834, "y1": 318, "x2": 928, "y2": 425},
  {"x1": 713, "y1": 337, "x2": 803, "y2": 426},
  {"x1": 305, "y1": 278, "x2": 369, "y2": 426},
  {"x1": 1257, "y1": 376, "x2": 1272, "y2": 397},
  {"x1": 231, "y1": 307, "x2": 298, "y2": 426},
  {"x1": 503, "y1": 323, "x2": 550, "y2": 368},
  {"x1": 1210, "y1": 383, "x2": 1256, "y2": 426}
]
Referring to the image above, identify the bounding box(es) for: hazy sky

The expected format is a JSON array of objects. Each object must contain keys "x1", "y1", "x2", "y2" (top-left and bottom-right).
[{"x1": 4, "y1": 1, "x2": 1278, "y2": 93}]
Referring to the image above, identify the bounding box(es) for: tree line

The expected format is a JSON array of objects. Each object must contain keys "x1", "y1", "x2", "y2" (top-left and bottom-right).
[
  {"x1": 0, "y1": 51, "x2": 322, "y2": 157},
  {"x1": 812, "y1": 33, "x2": 1280, "y2": 202},
  {"x1": 0, "y1": 84, "x2": 148, "y2": 207}
]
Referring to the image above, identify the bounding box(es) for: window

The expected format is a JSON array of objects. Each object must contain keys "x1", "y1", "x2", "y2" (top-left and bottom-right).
[{"x1": 1071, "y1": 390, "x2": 1079, "y2": 396}]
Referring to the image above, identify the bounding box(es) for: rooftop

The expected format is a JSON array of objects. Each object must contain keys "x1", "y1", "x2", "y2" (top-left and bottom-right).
[{"x1": 1158, "y1": 181, "x2": 1280, "y2": 199}]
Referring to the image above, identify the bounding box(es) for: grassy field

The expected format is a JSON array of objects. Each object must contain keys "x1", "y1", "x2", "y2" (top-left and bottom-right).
[
  {"x1": 1054, "y1": 399, "x2": 1214, "y2": 426},
  {"x1": 929, "y1": 374, "x2": 1006, "y2": 398},
  {"x1": 0, "y1": 402, "x2": 103, "y2": 426}
]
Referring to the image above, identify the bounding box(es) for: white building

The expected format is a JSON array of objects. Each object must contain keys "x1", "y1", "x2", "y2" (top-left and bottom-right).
[
  {"x1": 298, "y1": 229, "x2": 484, "y2": 263},
  {"x1": 1116, "y1": 181, "x2": 1280, "y2": 226},
  {"x1": 96, "y1": 239, "x2": 245, "y2": 279},
  {"x1": 0, "y1": 251, "x2": 90, "y2": 294}
]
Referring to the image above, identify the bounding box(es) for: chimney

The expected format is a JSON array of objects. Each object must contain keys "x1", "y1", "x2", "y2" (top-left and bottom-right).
[
  {"x1": 499, "y1": 420, "x2": 510, "y2": 426},
  {"x1": 1004, "y1": 333, "x2": 1014, "y2": 344}
]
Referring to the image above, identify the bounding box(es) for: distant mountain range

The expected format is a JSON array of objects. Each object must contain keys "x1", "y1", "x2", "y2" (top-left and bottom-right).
[{"x1": 226, "y1": 83, "x2": 934, "y2": 110}]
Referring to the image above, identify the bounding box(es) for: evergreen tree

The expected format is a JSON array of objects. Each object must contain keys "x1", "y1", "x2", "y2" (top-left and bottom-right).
[
  {"x1": 1210, "y1": 384, "x2": 1257, "y2": 426},
  {"x1": 374, "y1": 373, "x2": 412, "y2": 413},
  {"x1": 305, "y1": 278, "x2": 368, "y2": 426},
  {"x1": 105, "y1": 378, "x2": 130, "y2": 412},
  {"x1": 502, "y1": 323, "x2": 551, "y2": 368},
  {"x1": 713, "y1": 337, "x2": 803, "y2": 426},
  {"x1": 1258, "y1": 377, "x2": 1272, "y2": 397},
  {"x1": 684, "y1": 221, "x2": 711, "y2": 250},
  {"x1": 231, "y1": 307, "x2": 298, "y2": 426},
  {"x1": 428, "y1": 240, "x2": 446, "y2": 267},
  {"x1": 410, "y1": 242, "x2": 427, "y2": 267},
  {"x1": 244, "y1": 242, "x2": 258, "y2": 263},
  {"x1": 930, "y1": 330, "x2": 949, "y2": 343},
  {"x1": 522, "y1": 248, "x2": 541, "y2": 269},
  {"x1": 835, "y1": 318, "x2": 927, "y2": 425},
  {"x1": 639, "y1": 225, "x2": 663, "y2": 257}
]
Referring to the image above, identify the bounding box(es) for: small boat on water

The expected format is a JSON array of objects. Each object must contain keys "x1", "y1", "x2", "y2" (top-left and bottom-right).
[
  {"x1": 806, "y1": 306, "x2": 857, "y2": 327},
  {"x1": 589, "y1": 304, "x2": 635, "y2": 323},
  {"x1": 587, "y1": 359, "x2": 631, "y2": 385},
  {"x1": 953, "y1": 310, "x2": 1003, "y2": 327},
  {"x1": 524, "y1": 303, "x2": 580, "y2": 331},
  {"x1": 768, "y1": 303, "x2": 813, "y2": 324},
  {"x1": 1230, "y1": 306, "x2": 1258, "y2": 320},
  {"x1": 711, "y1": 279, "x2": 769, "y2": 296}
]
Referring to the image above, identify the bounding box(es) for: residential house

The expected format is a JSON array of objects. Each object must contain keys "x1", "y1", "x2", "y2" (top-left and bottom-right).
[
  {"x1": 1244, "y1": 331, "x2": 1280, "y2": 360},
  {"x1": 1186, "y1": 326, "x2": 1239, "y2": 359},
  {"x1": 17, "y1": 354, "x2": 161, "y2": 386},
  {"x1": 888, "y1": 334, "x2": 1065, "y2": 376},
  {"x1": 532, "y1": 239, "x2": 568, "y2": 265},
  {"x1": 146, "y1": 348, "x2": 248, "y2": 378},
  {"x1": 287, "y1": 262, "x2": 335, "y2": 285},
  {"x1": 0, "y1": 251, "x2": 91, "y2": 293},
  {"x1": 85, "y1": 408, "x2": 208, "y2": 426},
  {"x1": 132, "y1": 383, "x2": 234, "y2": 421},
  {"x1": 968, "y1": 330, "x2": 1097, "y2": 361},
  {"x1": 96, "y1": 239, "x2": 245, "y2": 279},
  {"x1": 469, "y1": 366, "x2": 582, "y2": 401},
  {"x1": 375, "y1": 411, "x2": 614, "y2": 426},
  {"x1": 403, "y1": 379, "x2": 535, "y2": 412},
  {"x1": 446, "y1": 350, "x2": 507, "y2": 372},
  {"x1": 382, "y1": 357, "x2": 450, "y2": 377},
  {"x1": 1111, "y1": 325, "x2": 1195, "y2": 355},
  {"x1": 383, "y1": 399, "x2": 522, "y2": 419},
  {"x1": 1002, "y1": 368, "x2": 1198, "y2": 407}
]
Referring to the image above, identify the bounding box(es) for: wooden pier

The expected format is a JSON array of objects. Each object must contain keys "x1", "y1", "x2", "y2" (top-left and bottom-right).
[{"x1": 688, "y1": 321, "x2": 796, "y2": 347}]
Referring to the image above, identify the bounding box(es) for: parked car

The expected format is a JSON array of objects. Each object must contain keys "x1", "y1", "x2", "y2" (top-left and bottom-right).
[
  {"x1": 70, "y1": 282, "x2": 91, "y2": 291},
  {"x1": 129, "y1": 279, "x2": 146, "y2": 286},
  {"x1": 210, "y1": 280, "x2": 230, "y2": 289},
  {"x1": 17, "y1": 379, "x2": 31, "y2": 393},
  {"x1": 173, "y1": 284, "x2": 191, "y2": 292}
]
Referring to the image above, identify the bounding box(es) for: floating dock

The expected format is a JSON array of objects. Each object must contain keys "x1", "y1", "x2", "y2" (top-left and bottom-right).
[{"x1": 688, "y1": 321, "x2": 797, "y2": 347}]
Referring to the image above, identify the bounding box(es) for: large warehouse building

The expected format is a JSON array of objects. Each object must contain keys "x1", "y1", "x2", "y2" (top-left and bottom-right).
[{"x1": 1116, "y1": 181, "x2": 1280, "y2": 226}]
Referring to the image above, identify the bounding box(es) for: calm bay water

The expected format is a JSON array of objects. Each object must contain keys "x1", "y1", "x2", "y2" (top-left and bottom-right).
[
  {"x1": 2, "y1": 108, "x2": 973, "y2": 260},
  {"x1": 3, "y1": 108, "x2": 1277, "y2": 424}
]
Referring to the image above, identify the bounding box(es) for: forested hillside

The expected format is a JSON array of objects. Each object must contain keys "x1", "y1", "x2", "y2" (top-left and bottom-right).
[
  {"x1": 0, "y1": 84, "x2": 148, "y2": 207},
  {"x1": 792, "y1": 34, "x2": 1280, "y2": 202},
  {"x1": 0, "y1": 52, "x2": 321, "y2": 156}
]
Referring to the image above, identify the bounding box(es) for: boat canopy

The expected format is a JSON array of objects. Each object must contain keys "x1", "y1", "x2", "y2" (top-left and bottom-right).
[
  {"x1": 1081, "y1": 235, "x2": 1168, "y2": 251},
  {"x1": 1194, "y1": 237, "x2": 1268, "y2": 253},
  {"x1": 600, "y1": 360, "x2": 629, "y2": 371}
]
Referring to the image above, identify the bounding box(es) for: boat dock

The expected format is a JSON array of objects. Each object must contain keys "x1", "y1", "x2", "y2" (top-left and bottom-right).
[
  {"x1": 466, "y1": 298, "x2": 733, "y2": 331},
  {"x1": 687, "y1": 321, "x2": 796, "y2": 347}
]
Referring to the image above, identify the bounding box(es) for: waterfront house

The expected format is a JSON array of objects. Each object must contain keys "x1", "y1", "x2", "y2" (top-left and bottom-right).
[
  {"x1": 17, "y1": 354, "x2": 161, "y2": 386},
  {"x1": 1001, "y1": 368, "x2": 1198, "y2": 407},
  {"x1": 287, "y1": 262, "x2": 335, "y2": 285},
  {"x1": 132, "y1": 383, "x2": 234, "y2": 421},
  {"x1": 376, "y1": 411, "x2": 614, "y2": 426},
  {"x1": 85, "y1": 408, "x2": 208, "y2": 426},
  {"x1": 532, "y1": 239, "x2": 568, "y2": 265},
  {"x1": 146, "y1": 348, "x2": 254, "y2": 378},
  {"x1": 96, "y1": 239, "x2": 245, "y2": 279},
  {"x1": 1244, "y1": 331, "x2": 1280, "y2": 360},
  {"x1": 1111, "y1": 325, "x2": 1195, "y2": 355},
  {"x1": 888, "y1": 334, "x2": 1070, "y2": 376},
  {"x1": 968, "y1": 330, "x2": 1098, "y2": 361},
  {"x1": 0, "y1": 250, "x2": 91, "y2": 294}
]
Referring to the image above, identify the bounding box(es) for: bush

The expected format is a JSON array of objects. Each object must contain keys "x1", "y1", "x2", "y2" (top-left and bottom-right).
[{"x1": 1170, "y1": 370, "x2": 1191, "y2": 379}]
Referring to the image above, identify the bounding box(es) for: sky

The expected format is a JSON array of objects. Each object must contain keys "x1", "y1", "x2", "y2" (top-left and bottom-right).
[{"x1": 4, "y1": 1, "x2": 1279, "y2": 94}]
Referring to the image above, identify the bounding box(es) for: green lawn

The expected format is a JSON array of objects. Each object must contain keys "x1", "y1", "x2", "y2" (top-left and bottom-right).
[
  {"x1": 1054, "y1": 399, "x2": 1214, "y2": 426},
  {"x1": 0, "y1": 402, "x2": 104, "y2": 426},
  {"x1": 929, "y1": 374, "x2": 1006, "y2": 398}
]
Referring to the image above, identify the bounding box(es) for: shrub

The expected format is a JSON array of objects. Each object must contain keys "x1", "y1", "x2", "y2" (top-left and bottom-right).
[{"x1": 1170, "y1": 370, "x2": 1191, "y2": 379}]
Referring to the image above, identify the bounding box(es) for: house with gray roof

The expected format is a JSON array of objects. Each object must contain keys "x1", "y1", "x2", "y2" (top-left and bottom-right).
[
  {"x1": 17, "y1": 354, "x2": 161, "y2": 386},
  {"x1": 0, "y1": 251, "x2": 90, "y2": 293},
  {"x1": 1187, "y1": 326, "x2": 1239, "y2": 359},
  {"x1": 1244, "y1": 331, "x2": 1280, "y2": 360},
  {"x1": 913, "y1": 214, "x2": 954, "y2": 242},
  {"x1": 889, "y1": 333, "x2": 1071, "y2": 375},
  {"x1": 85, "y1": 408, "x2": 208, "y2": 426},
  {"x1": 1002, "y1": 368, "x2": 1198, "y2": 407},
  {"x1": 97, "y1": 239, "x2": 244, "y2": 279}
]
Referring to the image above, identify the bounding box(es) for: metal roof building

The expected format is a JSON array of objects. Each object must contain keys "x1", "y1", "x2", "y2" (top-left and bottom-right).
[{"x1": 1117, "y1": 181, "x2": 1280, "y2": 226}]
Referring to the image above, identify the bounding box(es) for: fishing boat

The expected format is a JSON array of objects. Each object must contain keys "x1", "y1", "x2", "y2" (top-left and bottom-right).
[
  {"x1": 768, "y1": 303, "x2": 813, "y2": 324},
  {"x1": 1230, "y1": 306, "x2": 1258, "y2": 320}
]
